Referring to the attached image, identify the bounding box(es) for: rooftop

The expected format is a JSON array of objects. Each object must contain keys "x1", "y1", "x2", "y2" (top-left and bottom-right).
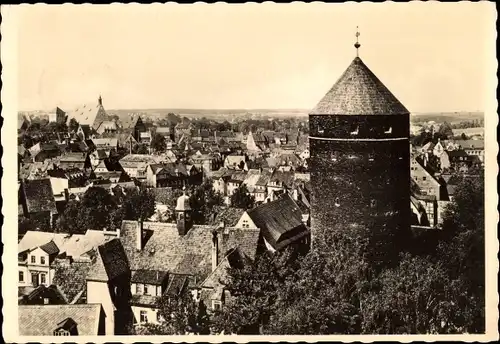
[
  {"x1": 311, "y1": 57, "x2": 409, "y2": 116},
  {"x1": 18, "y1": 304, "x2": 103, "y2": 336}
]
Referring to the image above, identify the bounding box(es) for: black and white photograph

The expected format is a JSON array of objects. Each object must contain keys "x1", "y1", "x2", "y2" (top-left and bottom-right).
[{"x1": 1, "y1": 2, "x2": 498, "y2": 342}]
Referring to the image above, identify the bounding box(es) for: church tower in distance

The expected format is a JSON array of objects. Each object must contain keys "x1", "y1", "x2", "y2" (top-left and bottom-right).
[{"x1": 309, "y1": 30, "x2": 410, "y2": 242}]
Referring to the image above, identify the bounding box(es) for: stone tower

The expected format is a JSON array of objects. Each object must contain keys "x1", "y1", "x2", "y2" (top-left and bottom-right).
[{"x1": 309, "y1": 40, "x2": 410, "y2": 242}]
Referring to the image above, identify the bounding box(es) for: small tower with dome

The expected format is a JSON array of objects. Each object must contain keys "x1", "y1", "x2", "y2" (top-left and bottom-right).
[{"x1": 175, "y1": 187, "x2": 192, "y2": 236}]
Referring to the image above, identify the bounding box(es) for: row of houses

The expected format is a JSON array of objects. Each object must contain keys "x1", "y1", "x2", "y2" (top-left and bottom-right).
[{"x1": 18, "y1": 191, "x2": 311, "y2": 335}]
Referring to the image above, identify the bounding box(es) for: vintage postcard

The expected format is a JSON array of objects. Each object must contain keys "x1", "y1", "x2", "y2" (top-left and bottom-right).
[{"x1": 1, "y1": 2, "x2": 498, "y2": 343}]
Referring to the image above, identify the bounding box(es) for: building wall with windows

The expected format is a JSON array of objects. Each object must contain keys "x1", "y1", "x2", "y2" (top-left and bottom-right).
[
  {"x1": 131, "y1": 306, "x2": 161, "y2": 325},
  {"x1": 18, "y1": 247, "x2": 53, "y2": 287}
]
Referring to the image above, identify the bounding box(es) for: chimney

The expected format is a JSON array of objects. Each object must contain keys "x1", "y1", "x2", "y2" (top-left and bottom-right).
[
  {"x1": 212, "y1": 230, "x2": 219, "y2": 272},
  {"x1": 136, "y1": 221, "x2": 143, "y2": 251}
]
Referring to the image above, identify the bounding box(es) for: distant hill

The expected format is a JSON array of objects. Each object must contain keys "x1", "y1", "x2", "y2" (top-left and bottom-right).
[{"x1": 410, "y1": 111, "x2": 484, "y2": 124}]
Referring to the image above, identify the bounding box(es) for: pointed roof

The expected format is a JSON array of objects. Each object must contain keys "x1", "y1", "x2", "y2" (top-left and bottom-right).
[{"x1": 311, "y1": 57, "x2": 409, "y2": 116}]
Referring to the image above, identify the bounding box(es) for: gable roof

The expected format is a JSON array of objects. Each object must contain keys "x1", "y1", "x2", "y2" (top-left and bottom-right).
[
  {"x1": 118, "y1": 113, "x2": 142, "y2": 130},
  {"x1": 18, "y1": 304, "x2": 103, "y2": 336},
  {"x1": 19, "y1": 230, "x2": 112, "y2": 258},
  {"x1": 131, "y1": 269, "x2": 169, "y2": 285},
  {"x1": 120, "y1": 221, "x2": 260, "y2": 285},
  {"x1": 21, "y1": 178, "x2": 58, "y2": 214},
  {"x1": 87, "y1": 238, "x2": 130, "y2": 282},
  {"x1": 247, "y1": 193, "x2": 308, "y2": 250},
  {"x1": 311, "y1": 57, "x2": 409, "y2": 116},
  {"x1": 39, "y1": 240, "x2": 60, "y2": 255},
  {"x1": 67, "y1": 101, "x2": 103, "y2": 126},
  {"x1": 454, "y1": 139, "x2": 484, "y2": 150},
  {"x1": 52, "y1": 260, "x2": 93, "y2": 304}
]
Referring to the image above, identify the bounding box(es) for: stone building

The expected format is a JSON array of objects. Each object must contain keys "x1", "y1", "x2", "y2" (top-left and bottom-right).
[{"x1": 309, "y1": 44, "x2": 410, "y2": 242}]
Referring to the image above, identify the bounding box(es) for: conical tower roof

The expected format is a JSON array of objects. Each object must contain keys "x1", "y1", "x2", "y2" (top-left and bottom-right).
[{"x1": 311, "y1": 57, "x2": 409, "y2": 116}]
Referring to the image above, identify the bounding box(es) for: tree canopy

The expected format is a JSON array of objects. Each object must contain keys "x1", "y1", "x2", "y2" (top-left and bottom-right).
[
  {"x1": 211, "y1": 175, "x2": 485, "y2": 334},
  {"x1": 229, "y1": 185, "x2": 255, "y2": 209}
]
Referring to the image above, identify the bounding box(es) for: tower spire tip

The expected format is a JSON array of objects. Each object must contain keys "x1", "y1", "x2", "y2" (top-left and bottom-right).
[{"x1": 354, "y1": 26, "x2": 361, "y2": 57}]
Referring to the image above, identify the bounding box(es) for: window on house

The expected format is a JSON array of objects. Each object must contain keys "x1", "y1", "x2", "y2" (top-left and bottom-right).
[
  {"x1": 144, "y1": 285, "x2": 150, "y2": 295},
  {"x1": 242, "y1": 220, "x2": 249, "y2": 229},
  {"x1": 136, "y1": 284, "x2": 143, "y2": 295},
  {"x1": 40, "y1": 273, "x2": 46, "y2": 285},
  {"x1": 53, "y1": 330, "x2": 70, "y2": 336},
  {"x1": 212, "y1": 300, "x2": 222, "y2": 311},
  {"x1": 43, "y1": 297, "x2": 50, "y2": 305},
  {"x1": 422, "y1": 177, "x2": 427, "y2": 181},
  {"x1": 41, "y1": 256, "x2": 46, "y2": 265},
  {"x1": 334, "y1": 198, "x2": 340, "y2": 207},
  {"x1": 140, "y1": 310, "x2": 148, "y2": 323},
  {"x1": 31, "y1": 256, "x2": 36, "y2": 264},
  {"x1": 157, "y1": 311, "x2": 162, "y2": 322},
  {"x1": 370, "y1": 199, "x2": 377, "y2": 208},
  {"x1": 19, "y1": 271, "x2": 24, "y2": 282}
]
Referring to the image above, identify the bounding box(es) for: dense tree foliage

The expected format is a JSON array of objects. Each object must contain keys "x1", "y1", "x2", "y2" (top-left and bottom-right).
[
  {"x1": 151, "y1": 133, "x2": 166, "y2": 153},
  {"x1": 56, "y1": 186, "x2": 156, "y2": 233},
  {"x1": 211, "y1": 175, "x2": 485, "y2": 334},
  {"x1": 229, "y1": 185, "x2": 255, "y2": 209},
  {"x1": 188, "y1": 180, "x2": 224, "y2": 225}
]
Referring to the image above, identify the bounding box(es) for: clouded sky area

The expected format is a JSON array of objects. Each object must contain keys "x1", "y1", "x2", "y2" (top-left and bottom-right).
[{"x1": 16, "y1": 2, "x2": 495, "y2": 112}]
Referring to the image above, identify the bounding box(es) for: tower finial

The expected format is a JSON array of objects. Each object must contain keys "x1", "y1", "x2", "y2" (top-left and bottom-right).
[
  {"x1": 98, "y1": 94, "x2": 103, "y2": 106},
  {"x1": 354, "y1": 26, "x2": 361, "y2": 57}
]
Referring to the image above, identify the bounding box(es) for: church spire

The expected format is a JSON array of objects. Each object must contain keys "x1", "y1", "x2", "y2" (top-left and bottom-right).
[{"x1": 354, "y1": 26, "x2": 361, "y2": 57}]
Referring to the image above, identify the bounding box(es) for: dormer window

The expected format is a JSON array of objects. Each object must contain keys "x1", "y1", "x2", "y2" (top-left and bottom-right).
[
  {"x1": 334, "y1": 198, "x2": 340, "y2": 207},
  {"x1": 317, "y1": 125, "x2": 324, "y2": 134}
]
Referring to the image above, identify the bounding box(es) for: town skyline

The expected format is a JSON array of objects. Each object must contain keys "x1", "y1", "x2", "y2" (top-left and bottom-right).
[{"x1": 17, "y1": 3, "x2": 494, "y2": 112}]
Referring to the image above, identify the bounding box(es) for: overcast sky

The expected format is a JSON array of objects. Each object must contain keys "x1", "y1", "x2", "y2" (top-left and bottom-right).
[{"x1": 16, "y1": 2, "x2": 495, "y2": 112}]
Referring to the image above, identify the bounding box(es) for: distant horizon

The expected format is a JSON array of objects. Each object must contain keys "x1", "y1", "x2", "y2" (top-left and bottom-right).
[{"x1": 19, "y1": 107, "x2": 484, "y2": 115}]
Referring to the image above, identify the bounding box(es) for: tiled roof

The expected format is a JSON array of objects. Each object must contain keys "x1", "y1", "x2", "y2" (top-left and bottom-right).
[
  {"x1": 269, "y1": 170, "x2": 295, "y2": 188},
  {"x1": 18, "y1": 304, "x2": 102, "y2": 336},
  {"x1": 87, "y1": 238, "x2": 130, "y2": 282},
  {"x1": 59, "y1": 152, "x2": 87, "y2": 162},
  {"x1": 447, "y1": 149, "x2": 469, "y2": 157},
  {"x1": 120, "y1": 221, "x2": 260, "y2": 285},
  {"x1": 19, "y1": 230, "x2": 111, "y2": 258},
  {"x1": 247, "y1": 193, "x2": 308, "y2": 249},
  {"x1": 21, "y1": 178, "x2": 57, "y2": 214},
  {"x1": 131, "y1": 269, "x2": 168, "y2": 285},
  {"x1": 118, "y1": 113, "x2": 142, "y2": 130},
  {"x1": 164, "y1": 273, "x2": 189, "y2": 296},
  {"x1": 455, "y1": 139, "x2": 484, "y2": 150},
  {"x1": 18, "y1": 284, "x2": 68, "y2": 305},
  {"x1": 130, "y1": 294, "x2": 159, "y2": 307},
  {"x1": 40, "y1": 240, "x2": 60, "y2": 255},
  {"x1": 67, "y1": 102, "x2": 102, "y2": 126},
  {"x1": 311, "y1": 57, "x2": 409, "y2": 116},
  {"x1": 209, "y1": 206, "x2": 245, "y2": 227},
  {"x1": 52, "y1": 260, "x2": 92, "y2": 304},
  {"x1": 92, "y1": 138, "x2": 118, "y2": 148}
]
